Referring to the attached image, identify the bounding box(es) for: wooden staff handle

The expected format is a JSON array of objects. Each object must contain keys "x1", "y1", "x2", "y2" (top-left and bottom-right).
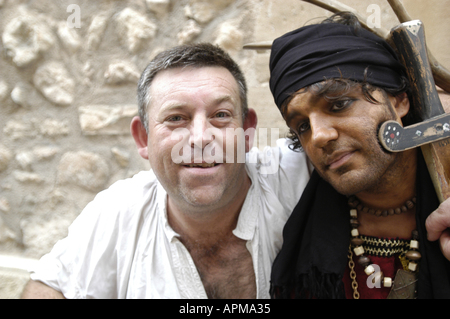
[{"x1": 390, "y1": 21, "x2": 450, "y2": 202}]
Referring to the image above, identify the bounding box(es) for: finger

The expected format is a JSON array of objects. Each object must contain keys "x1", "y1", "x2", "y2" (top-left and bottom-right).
[
  {"x1": 440, "y1": 229, "x2": 450, "y2": 261},
  {"x1": 426, "y1": 201, "x2": 450, "y2": 242}
]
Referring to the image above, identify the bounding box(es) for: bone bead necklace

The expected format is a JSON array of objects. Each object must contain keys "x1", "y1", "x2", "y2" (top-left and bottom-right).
[{"x1": 348, "y1": 202, "x2": 421, "y2": 299}]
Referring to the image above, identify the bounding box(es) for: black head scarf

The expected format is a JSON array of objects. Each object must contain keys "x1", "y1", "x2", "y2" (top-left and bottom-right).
[{"x1": 269, "y1": 23, "x2": 406, "y2": 109}]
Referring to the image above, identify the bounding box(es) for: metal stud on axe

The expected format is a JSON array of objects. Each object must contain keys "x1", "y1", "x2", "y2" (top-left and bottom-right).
[{"x1": 379, "y1": 20, "x2": 450, "y2": 202}]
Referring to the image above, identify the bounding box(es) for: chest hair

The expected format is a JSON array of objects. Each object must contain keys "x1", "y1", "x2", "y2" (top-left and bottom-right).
[{"x1": 183, "y1": 235, "x2": 257, "y2": 299}]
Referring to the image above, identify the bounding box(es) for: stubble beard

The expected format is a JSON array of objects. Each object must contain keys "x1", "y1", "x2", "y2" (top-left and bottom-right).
[
  {"x1": 175, "y1": 162, "x2": 248, "y2": 216},
  {"x1": 326, "y1": 151, "x2": 396, "y2": 197},
  {"x1": 318, "y1": 119, "x2": 400, "y2": 197}
]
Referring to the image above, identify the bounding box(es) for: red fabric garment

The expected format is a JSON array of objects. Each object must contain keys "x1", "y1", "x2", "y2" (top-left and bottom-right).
[{"x1": 343, "y1": 253, "x2": 405, "y2": 299}]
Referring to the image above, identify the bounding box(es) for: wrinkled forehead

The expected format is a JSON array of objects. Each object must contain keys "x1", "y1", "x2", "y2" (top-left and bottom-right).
[{"x1": 149, "y1": 66, "x2": 242, "y2": 112}]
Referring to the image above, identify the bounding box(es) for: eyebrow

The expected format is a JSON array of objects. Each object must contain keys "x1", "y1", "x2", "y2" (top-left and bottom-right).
[
  {"x1": 284, "y1": 108, "x2": 300, "y2": 126},
  {"x1": 160, "y1": 95, "x2": 238, "y2": 114},
  {"x1": 215, "y1": 95, "x2": 239, "y2": 108},
  {"x1": 283, "y1": 91, "x2": 331, "y2": 124},
  {"x1": 159, "y1": 103, "x2": 188, "y2": 114},
  {"x1": 283, "y1": 97, "x2": 305, "y2": 125}
]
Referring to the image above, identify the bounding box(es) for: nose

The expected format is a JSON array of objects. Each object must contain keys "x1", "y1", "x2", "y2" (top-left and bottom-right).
[
  {"x1": 310, "y1": 114, "x2": 338, "y2": 148},
  {"x1": 188, "y1": 115, "x2": 213, "y2": 150}
]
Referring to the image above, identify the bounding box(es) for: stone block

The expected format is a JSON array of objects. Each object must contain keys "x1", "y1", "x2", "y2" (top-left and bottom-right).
[
  {"x1": 185, "y1": 0, "x2": 235, "y2": 24},
  {"x1": 57, "y1": 151, "x2": 109, "y2": 192},
  {"x1": 0, "y1": 255, "x2": 39, "y2": 299},
  {"x1": 56, "y1": 21, "x2": 81, "y2": 53},
  {"x1": 0, "y1": 217, "x2": 18, "y2": 243},
  {"x1": 33, "y1": 61, "x2": 75, "y2": 106},
  {"x1": 13, "y1": 171, "x2": 44, "y2": 183},
  {"x1": 11, "y1": 82, "x2": 32, "y2": 108},
  {"x1": 115, "y1": 8, "x2": 158, "y2": 53},
  {"x1": 177, "y1": 20, "x2": 202, "y2": 44},
  {"x1": 2, "y1": 8, "x2": 55, "y2": 67},
  {"x1": 0, "y1": 144, "x2": 12, "y2": 172},
  {"x1": 146, "y1": 0, "x2": 171, "y2": 16},
  {"x1": 40, "y1": 119, "x2": 70, "y2": 137},
  {"x1": 0, "y1": 268, "x2": 30, "y2": 299},
  {"x1": 0, "y1": 80, "x2": 9, "y2": 102},
  {"x1": 111, "y1": 147, "x2": 130, "y2": 168},
  {"x1": 3, "y1": 119, "x2": 69, "y2": 140},
  {"x1": 248, "y1": 87, "x2": 288, "y2": 137},
  {"x1": 79, "y1": 104, "x2": 138, "y2": 135},
  {"x1": 0, "y1": 198, "x2": 10, "y2": 214},
  {"x1": 87, "y1": 14, "x2": 109, "y2": 51},
  {"x1": 214, "y1": 22, "x2": 243, "y2": 52},
  {"x1": 104, "y1": 61, "x2": 140, "y2": 85}
]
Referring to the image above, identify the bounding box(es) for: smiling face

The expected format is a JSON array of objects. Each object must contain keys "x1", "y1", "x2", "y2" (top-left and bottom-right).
[
  {"x1": 284, "y1": 83, "x2": 410, "y2": 196},
  {"x1": 132, "y1": 66, "x2": 257, "y2": 212}
]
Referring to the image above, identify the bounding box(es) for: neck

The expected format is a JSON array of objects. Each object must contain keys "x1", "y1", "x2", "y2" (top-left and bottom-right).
[
  {"x1": 167, "y1": 174, "x2": 251, "y2": 248},
  {"x1": 355, "y1": 149, "x2": 417, "y2": 210},
  {"x1": 354, "y1": 149, "x2": 418, "y2": 239}
]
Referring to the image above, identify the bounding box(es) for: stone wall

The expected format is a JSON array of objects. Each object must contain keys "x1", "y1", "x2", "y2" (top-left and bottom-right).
[{"x1": 0, "y1": 0, "x2": 449, "y2": 298}]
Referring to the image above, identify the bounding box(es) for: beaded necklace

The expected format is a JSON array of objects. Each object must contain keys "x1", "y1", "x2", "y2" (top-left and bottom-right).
[
  {"x1": 347, "y1": 197, "x2": 422, "y2": 299},
  {"x1": 348, "y1": 196, "x2": 417, "y2": 217}
]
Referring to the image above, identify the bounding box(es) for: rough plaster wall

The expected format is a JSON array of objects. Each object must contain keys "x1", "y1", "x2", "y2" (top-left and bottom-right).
[{"x1": 0, "y1": 0, "x2": 449, "y2": 298}]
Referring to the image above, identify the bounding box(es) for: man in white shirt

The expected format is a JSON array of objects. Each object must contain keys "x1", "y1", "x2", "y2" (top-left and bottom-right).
[{"x1": 21, "y1": 43, "x2": 311, "y2": 299}]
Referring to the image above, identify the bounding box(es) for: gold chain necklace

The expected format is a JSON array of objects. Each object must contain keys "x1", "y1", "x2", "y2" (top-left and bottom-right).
[{"x1": 348, "y1": 207, "x2": 421, "y2": 299}]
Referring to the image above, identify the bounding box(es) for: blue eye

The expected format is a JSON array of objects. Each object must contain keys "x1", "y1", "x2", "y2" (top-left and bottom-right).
[
  {"x1": 215, "y1": 112, "x2": 229, "y2": 118},
  {"x1": 167, "y1": 116, "x2": 182, "y2": 122}
]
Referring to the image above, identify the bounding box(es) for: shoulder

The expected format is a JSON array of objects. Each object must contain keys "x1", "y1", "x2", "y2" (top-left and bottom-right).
[
  {"x1": 102, "y1": 170, "x2": 159, "y2": 199},
  {"x1": 246, "y1": 138, "x2": 311, "y2": 180},
  {"x1": 71, "y1": 170, "x2": 163, "y2": 236},
  {"x1": 89, "y1": 170, "x2": 160, "y2": 210},
  {"x1": 246, "y1": 138, "x2": 311, "y2": 211}
]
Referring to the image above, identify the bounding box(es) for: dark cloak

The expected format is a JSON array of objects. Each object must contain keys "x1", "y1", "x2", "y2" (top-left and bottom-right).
[{"x1": 270, "y1": 153, "x2": 450, "y2": 299}]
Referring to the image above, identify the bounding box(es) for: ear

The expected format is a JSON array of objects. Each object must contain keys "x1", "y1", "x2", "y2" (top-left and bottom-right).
[
  {"x1": 131, "y1": 116, "x2": 149, "y2": 160},
  {"x1": 393, "y1": 92, "x2": 411, "y2": 119},
  {"x1": 243, "y1": 108, "x2": 258, "y2": 151}
]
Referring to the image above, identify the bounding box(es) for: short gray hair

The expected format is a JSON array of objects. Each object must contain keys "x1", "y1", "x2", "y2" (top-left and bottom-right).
[{"x1": 137, "y1": 43, "x2": 248, "y2": 133}]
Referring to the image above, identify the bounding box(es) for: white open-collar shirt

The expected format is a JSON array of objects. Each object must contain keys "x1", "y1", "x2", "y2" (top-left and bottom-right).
[{"x1": 30, "y1": 139, "x2": 311, "y2": 299}]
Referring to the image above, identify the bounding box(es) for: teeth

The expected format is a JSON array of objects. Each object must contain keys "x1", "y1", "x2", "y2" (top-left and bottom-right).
[{"x1": 187, "y1": 163, "x2": 216, "y2": 168}]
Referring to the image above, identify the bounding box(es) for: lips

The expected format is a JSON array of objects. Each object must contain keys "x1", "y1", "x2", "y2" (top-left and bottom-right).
[
  {"x1": 325, "y1": 151, "x2": 355, "y2": 169},
  {"x1": 184, "y1": 163, "x2": 218, "y2": 168}
]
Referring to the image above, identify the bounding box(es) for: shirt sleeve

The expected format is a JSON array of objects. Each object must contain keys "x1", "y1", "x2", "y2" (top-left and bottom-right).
[{"x1": 29, "y1": 187, "x2": 124, "y2": 299}]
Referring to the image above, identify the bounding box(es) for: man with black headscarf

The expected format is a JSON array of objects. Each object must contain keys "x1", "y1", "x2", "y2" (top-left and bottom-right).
[{"x1": 269, "y1": 13, "x2": 450, "y2": 299}]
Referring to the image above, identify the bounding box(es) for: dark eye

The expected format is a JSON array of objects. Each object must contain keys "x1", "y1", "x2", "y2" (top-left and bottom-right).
[
  {"x1": 297, "y1": 121, "x2": 310, "y2": 134},
  {"x1": 332, "y1": 99, "x2": 354, "y2": 111}
]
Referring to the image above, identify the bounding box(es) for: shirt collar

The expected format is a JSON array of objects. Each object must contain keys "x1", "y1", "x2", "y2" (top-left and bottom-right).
[
  {"x1": 232, "y1": 164, "x2": 259, "y2": 241},
  {"x1": 156, "y1": 182, "x2": 180, "y2": 242}
]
